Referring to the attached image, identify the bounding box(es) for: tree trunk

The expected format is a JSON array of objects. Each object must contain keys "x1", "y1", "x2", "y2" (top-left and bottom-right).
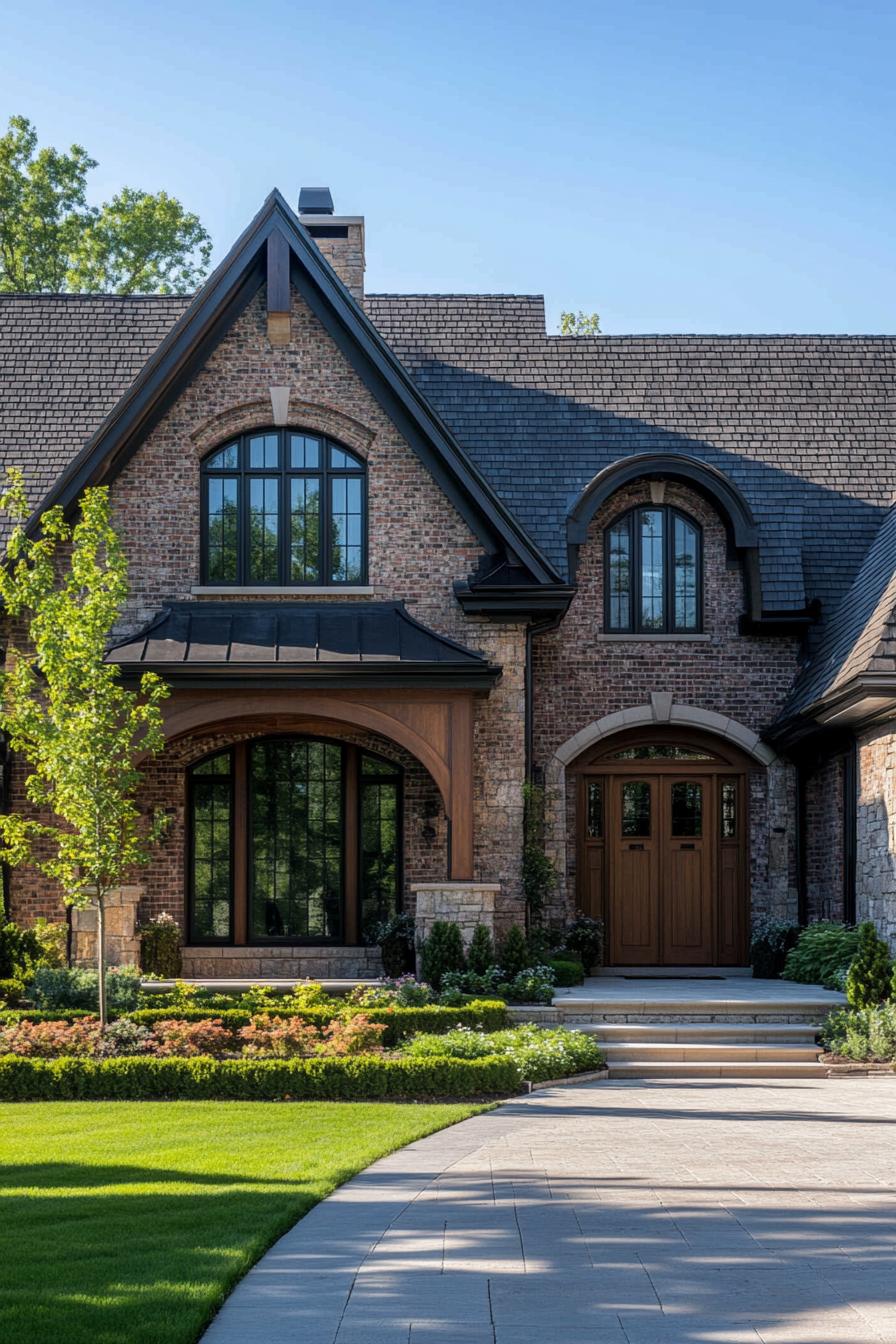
[{"x1": 96, "y1": 894, "x2": 107, "y2": 1028}]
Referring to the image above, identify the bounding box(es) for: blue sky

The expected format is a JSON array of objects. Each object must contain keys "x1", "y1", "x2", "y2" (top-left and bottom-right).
[{"x1": 4, "y1": 0, "x2": 895, "y2": 332}]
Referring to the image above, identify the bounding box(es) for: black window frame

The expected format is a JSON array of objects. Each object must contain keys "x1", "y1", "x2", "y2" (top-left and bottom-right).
[
  {"x1": 187, "y1": 747, "x2": 235, "y2": 945},
  {"x1": 604, "y1": 504, "x2": 703, "y2": 634},
  {"x1": 200, "y1": 428, "x2": 368, "y2": 587},
  {"x1": 186, "y1": 737, "x2": 403, "y2": 948}
]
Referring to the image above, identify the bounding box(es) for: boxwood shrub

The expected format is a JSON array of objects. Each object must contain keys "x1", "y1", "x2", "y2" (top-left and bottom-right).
[
  {"x1": 0, "y1": 1009, "x2": 94, "y2": 1025},
  {"x1": 0, "y1": 1052, "x2": 519, "y2": 1102}
]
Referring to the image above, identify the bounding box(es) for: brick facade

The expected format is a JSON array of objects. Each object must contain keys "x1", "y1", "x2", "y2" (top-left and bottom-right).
[
  {"x1": 803, "y1": 755, "x2": 846, "y2": 923},
  {"x1": 533, "y1": 481, "x2": 802, "y2": 928},
  {"x1": 6, "y1": 282, "x2": 528, "y2": 946}
]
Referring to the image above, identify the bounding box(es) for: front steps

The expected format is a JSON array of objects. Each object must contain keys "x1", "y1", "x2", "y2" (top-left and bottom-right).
[{"x1": 509, "y1": 976, "x2": 842, "y2": 1078}]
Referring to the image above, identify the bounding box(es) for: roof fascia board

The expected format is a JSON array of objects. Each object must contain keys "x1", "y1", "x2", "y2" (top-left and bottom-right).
[{"x1": 115, "y1": 663, "x2": 502, "y2": 691}]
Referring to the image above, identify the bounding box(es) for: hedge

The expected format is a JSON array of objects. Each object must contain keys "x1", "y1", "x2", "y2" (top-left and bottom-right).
[
  {"x1": 0, "y1": 1009, "x2": 94, "y2": 1025},
  {"x1": 0, "y1": 1052, "x2": 519, "y2": 1102},
  {"x1": 126, "y1": 1000, "x2": 508, "y2": 1044}
]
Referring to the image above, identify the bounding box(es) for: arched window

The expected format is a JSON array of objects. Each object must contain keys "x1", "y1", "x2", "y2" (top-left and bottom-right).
[
  {"x1": 201, "y1": 430, "x2": 366, "y2": 586},
  {"x1": 188, "y1": 738, "x2": 402, "y2": 946},
  {"x1": 605, "y1": 505, "x2": 702, "y2": 634}
]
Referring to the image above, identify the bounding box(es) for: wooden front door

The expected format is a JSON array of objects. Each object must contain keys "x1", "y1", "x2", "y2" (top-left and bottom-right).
[{"x1": 577, "y1": 733, "x2": 749, "y2": 966}]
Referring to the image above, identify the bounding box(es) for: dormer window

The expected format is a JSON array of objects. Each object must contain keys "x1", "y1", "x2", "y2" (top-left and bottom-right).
[
  {"x1": 201, "y1": 430, "x2": 366, "y2": 586},
  {"x1": 605, "y1": 505, "x2": 702, "y2": 633}
]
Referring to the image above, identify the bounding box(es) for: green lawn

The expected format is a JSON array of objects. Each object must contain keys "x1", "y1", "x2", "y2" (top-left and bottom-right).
[{"x1": 0, "y1": 1100, "x2": 484, "y2": 1344}]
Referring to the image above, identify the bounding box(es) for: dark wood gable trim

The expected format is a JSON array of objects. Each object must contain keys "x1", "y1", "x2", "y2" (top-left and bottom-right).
[{"x1": 27, "y1": 190, "x2": 561, "y2": 591}]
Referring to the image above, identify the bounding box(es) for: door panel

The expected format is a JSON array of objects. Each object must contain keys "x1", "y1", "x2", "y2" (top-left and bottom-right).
[
  {"x1": 662, "y1": 776, "x2": 713, "y2": 964},
  {"x1": 585, "y1": 762, "x2": 749, "y2": 967},
  {"x1": 610, "y1": 777, "x2": 659, "y2": 963}
]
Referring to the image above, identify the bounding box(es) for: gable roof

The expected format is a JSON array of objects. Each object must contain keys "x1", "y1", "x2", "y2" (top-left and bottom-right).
[{"x1": 8, "y1": 191, "x2": 560, "y2": 588}]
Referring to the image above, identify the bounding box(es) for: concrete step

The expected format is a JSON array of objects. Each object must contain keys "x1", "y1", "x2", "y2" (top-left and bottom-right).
[
  {"x1": 607, "y1": 1060, "x2": 830, "y2": 1079},
  {"x1": 600, "y1": 1043, "x2": 821, "y2": 1064},
  {"x1": 576, "y1": 1022, "x2": 819, "y2": 1044},
  {"x1": 553, "y1": 1001, "x2": 832, "y2": 1024},
  {"x1": 594, "y1": 965, "x2": 751, "y2": 978}
]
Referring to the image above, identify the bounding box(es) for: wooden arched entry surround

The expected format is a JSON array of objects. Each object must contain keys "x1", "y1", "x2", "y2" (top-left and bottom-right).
[{"x1": 572, "y1": 726, "x2": 752, "y2": 966}]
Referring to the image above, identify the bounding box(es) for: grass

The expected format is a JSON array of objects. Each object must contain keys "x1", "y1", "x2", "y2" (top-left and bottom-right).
[{"x1": 0, "y1": 1100, "x2": 485, "y2": 1344}]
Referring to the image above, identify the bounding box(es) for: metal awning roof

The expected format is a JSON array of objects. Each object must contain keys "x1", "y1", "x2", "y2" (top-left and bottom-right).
[{"x1": 108, "y1": 601, "x2": 501, "y2": 689}]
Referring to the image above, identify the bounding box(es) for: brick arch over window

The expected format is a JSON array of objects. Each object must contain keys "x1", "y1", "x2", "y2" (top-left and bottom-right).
[
  {"x1": 189, "y1": 398, "x2": 375, "y2": 462},
  {"x1": 567, "y1": 453, "x2": 761, "y2": 620}
]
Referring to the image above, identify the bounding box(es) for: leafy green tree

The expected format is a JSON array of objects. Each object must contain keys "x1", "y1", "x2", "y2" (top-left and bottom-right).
[
  {"x1": 0, "y1": 115, "x2": 211, "y2": 294},
  {"x1": 559, "y1": 310, "x2": 601, "y2": 335},
  {"x1": 0, "y1": 473, "x2": 170, "y2": 1024},
  {"x1": 846, "y1": 921, "x2": 892, "y2": 1008}
]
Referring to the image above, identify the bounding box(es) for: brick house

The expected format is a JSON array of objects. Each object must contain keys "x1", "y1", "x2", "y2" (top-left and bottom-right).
[{"x1": 2, "y1": 187, "x2": 896, "y2": 976}]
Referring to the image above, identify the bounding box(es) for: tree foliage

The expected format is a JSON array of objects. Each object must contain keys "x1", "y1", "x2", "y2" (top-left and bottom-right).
[
  {"x1": 0, "y1": 474, "x2": 170, "y2": 1022},
  {"x1": 845, "y1": 921, "x2": 892, "y2": 1008},
  {"x1": 0, "y1": 115, "x2": 211, "y2": 294},
  {"x1": 559, "y1": 310, "x2": 601, "y2": 335}
]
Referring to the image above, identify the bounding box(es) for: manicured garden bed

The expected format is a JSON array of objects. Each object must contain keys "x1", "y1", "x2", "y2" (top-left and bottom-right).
[{"x1": 0, "y1": 1100, "x2": 485, "y2": 1344}]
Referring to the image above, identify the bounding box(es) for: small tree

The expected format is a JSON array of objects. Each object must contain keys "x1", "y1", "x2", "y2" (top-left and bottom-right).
[
  {"x1": 846, "y1": 921, "x2": 892, "y2": 1008},
  {"x1": 0, "y1": 473, "x2": 169, "y2": 1024},
  {"x1": 499, "y1": 924, "x2": 531, "y2": 978},
  {"x1": 420, "y1": 921, "x2": 466, "y2": 991},
  {"x1": 559, "y1": 310, "x2": 601, "y2": 335},
  {"x1": 467, "y1": 922, "x2": 495, "y2": 975}
]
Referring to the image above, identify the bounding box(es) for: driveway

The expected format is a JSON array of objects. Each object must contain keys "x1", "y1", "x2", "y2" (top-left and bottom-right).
[{"x1": 203, "y1": 1079, "x2": 896, "y2": 1344}]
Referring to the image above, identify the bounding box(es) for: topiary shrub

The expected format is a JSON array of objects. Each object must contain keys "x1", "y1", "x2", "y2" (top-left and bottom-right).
[
  {"x1": 782, "y1": 921, "x2": 860, "y2": 989},
  {"x1": 138, "y1": 913, "x2": 182, "y2": 978},
  {"x1": 750, "y1": 917, "x2": 801, "y2": 979},
  {"x1": 499, "y1": 925, "x2": 530, "y2": 978},
  {"x1": 420, "y1": 921, "x2": 466, "y2": 991},
  {"x1": 845, "y1": 922, "x2": 892, "y2": 1008},
  {"x1": 562, "y1": 915, "x2": 604, "y2": 974},
  {"x1": 548, "y1": 958, "x2": 584, "y2": 987},
  {"x1": 466, "y1": 923, "x2": 495, "y2": 975},
  {"x1": 372, "y1": 912, "x2": 416, "y2": 978}
]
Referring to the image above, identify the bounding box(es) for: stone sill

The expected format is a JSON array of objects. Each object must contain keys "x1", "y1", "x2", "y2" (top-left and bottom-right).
[
  {"x1": 191, "y1": 585, "x2": 376, "y2": 597},
  {"x1": 596, "y1": 634, "x2": 711, "y2": 643},
  {"x1": 410, "y1": 882, "x2": 501, "y2": 892}
]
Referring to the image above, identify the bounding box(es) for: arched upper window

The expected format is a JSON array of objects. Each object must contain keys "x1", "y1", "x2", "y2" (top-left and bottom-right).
[
  {"x1": 605, "y1": 505, "x2": 702, "y2": 634},
  {"x1": 201, "y1": 430, "x2": 366, "y2": 586}
]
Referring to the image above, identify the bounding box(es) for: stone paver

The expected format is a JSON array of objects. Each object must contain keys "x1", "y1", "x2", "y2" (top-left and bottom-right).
[{"x1": 202, "y1": 1079, "x2": 896, "y2": 1344}]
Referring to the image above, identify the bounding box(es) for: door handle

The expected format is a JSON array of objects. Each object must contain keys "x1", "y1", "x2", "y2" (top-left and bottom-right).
[{"x1": 627, "y1": 843, "x2": 645, "y2": 850}]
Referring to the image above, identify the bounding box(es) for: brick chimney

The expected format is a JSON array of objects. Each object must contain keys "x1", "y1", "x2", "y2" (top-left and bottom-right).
[{"x1": 298, "y1": 187, "x2": 365, "y2": 305}]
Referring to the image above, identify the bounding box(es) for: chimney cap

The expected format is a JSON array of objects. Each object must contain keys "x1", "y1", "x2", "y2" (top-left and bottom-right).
[{"x1": 298, "y1": 187, "x2": 334, "y2": 216}]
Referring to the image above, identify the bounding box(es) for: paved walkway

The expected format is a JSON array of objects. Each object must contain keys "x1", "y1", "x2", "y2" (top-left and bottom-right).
[{"x1": 203, "y1": 1079, "x2": 896, "y2": 1344}]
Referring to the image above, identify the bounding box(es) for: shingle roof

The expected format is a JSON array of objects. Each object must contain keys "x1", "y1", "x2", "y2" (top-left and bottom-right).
[
  {"x1": 365, "y1": 295, "x2": 896, "y2": 623},
  {"x1": 784, "y1": 502, "x2": 896, "y2": 719},
  {"x1": 108, "y1": 600, "x2": 500, "y2": 687},
  {"x1": 3, "y1": 288, "x2": 896, "y2": 718},
  {"x1": 0, "y1": 294, "x2": 188, "y2": 530}
]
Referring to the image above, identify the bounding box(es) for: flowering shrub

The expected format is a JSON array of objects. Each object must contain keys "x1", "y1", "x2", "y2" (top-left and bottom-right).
[
  {"x1": 150, "y1": 1018, "x2": 232, "y2": 1058},
  {"x1": 402, "y1": 1023, "x2": 603, "y2": 1083},
  {"x1": 0, "y1": 1016, "x2": 101, "y2": 1058},
  {"x1": 321, "y1": 1015, "x2": 385, "y2": 1055},
  {"x1": 239, "y1": 1015, "x2": 321, "y2": 1058},
  {"x1": 348, "y1": 976, "x2": 435, "y2": 1009}
]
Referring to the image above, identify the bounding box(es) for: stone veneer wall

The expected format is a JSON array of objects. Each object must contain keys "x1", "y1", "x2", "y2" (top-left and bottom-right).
[
  {"x1": 6, "y1": 283, "x2": 527, "y2": 934},
  {"x1": 856, "y1": 724, "x2": 896, "y2": 950},
  {"x1": 533, "y1": 480, "x2": 802, "y2": 925},
  {"x1": 803, "y1": 754, "x2": 846, "y2": 923}
]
